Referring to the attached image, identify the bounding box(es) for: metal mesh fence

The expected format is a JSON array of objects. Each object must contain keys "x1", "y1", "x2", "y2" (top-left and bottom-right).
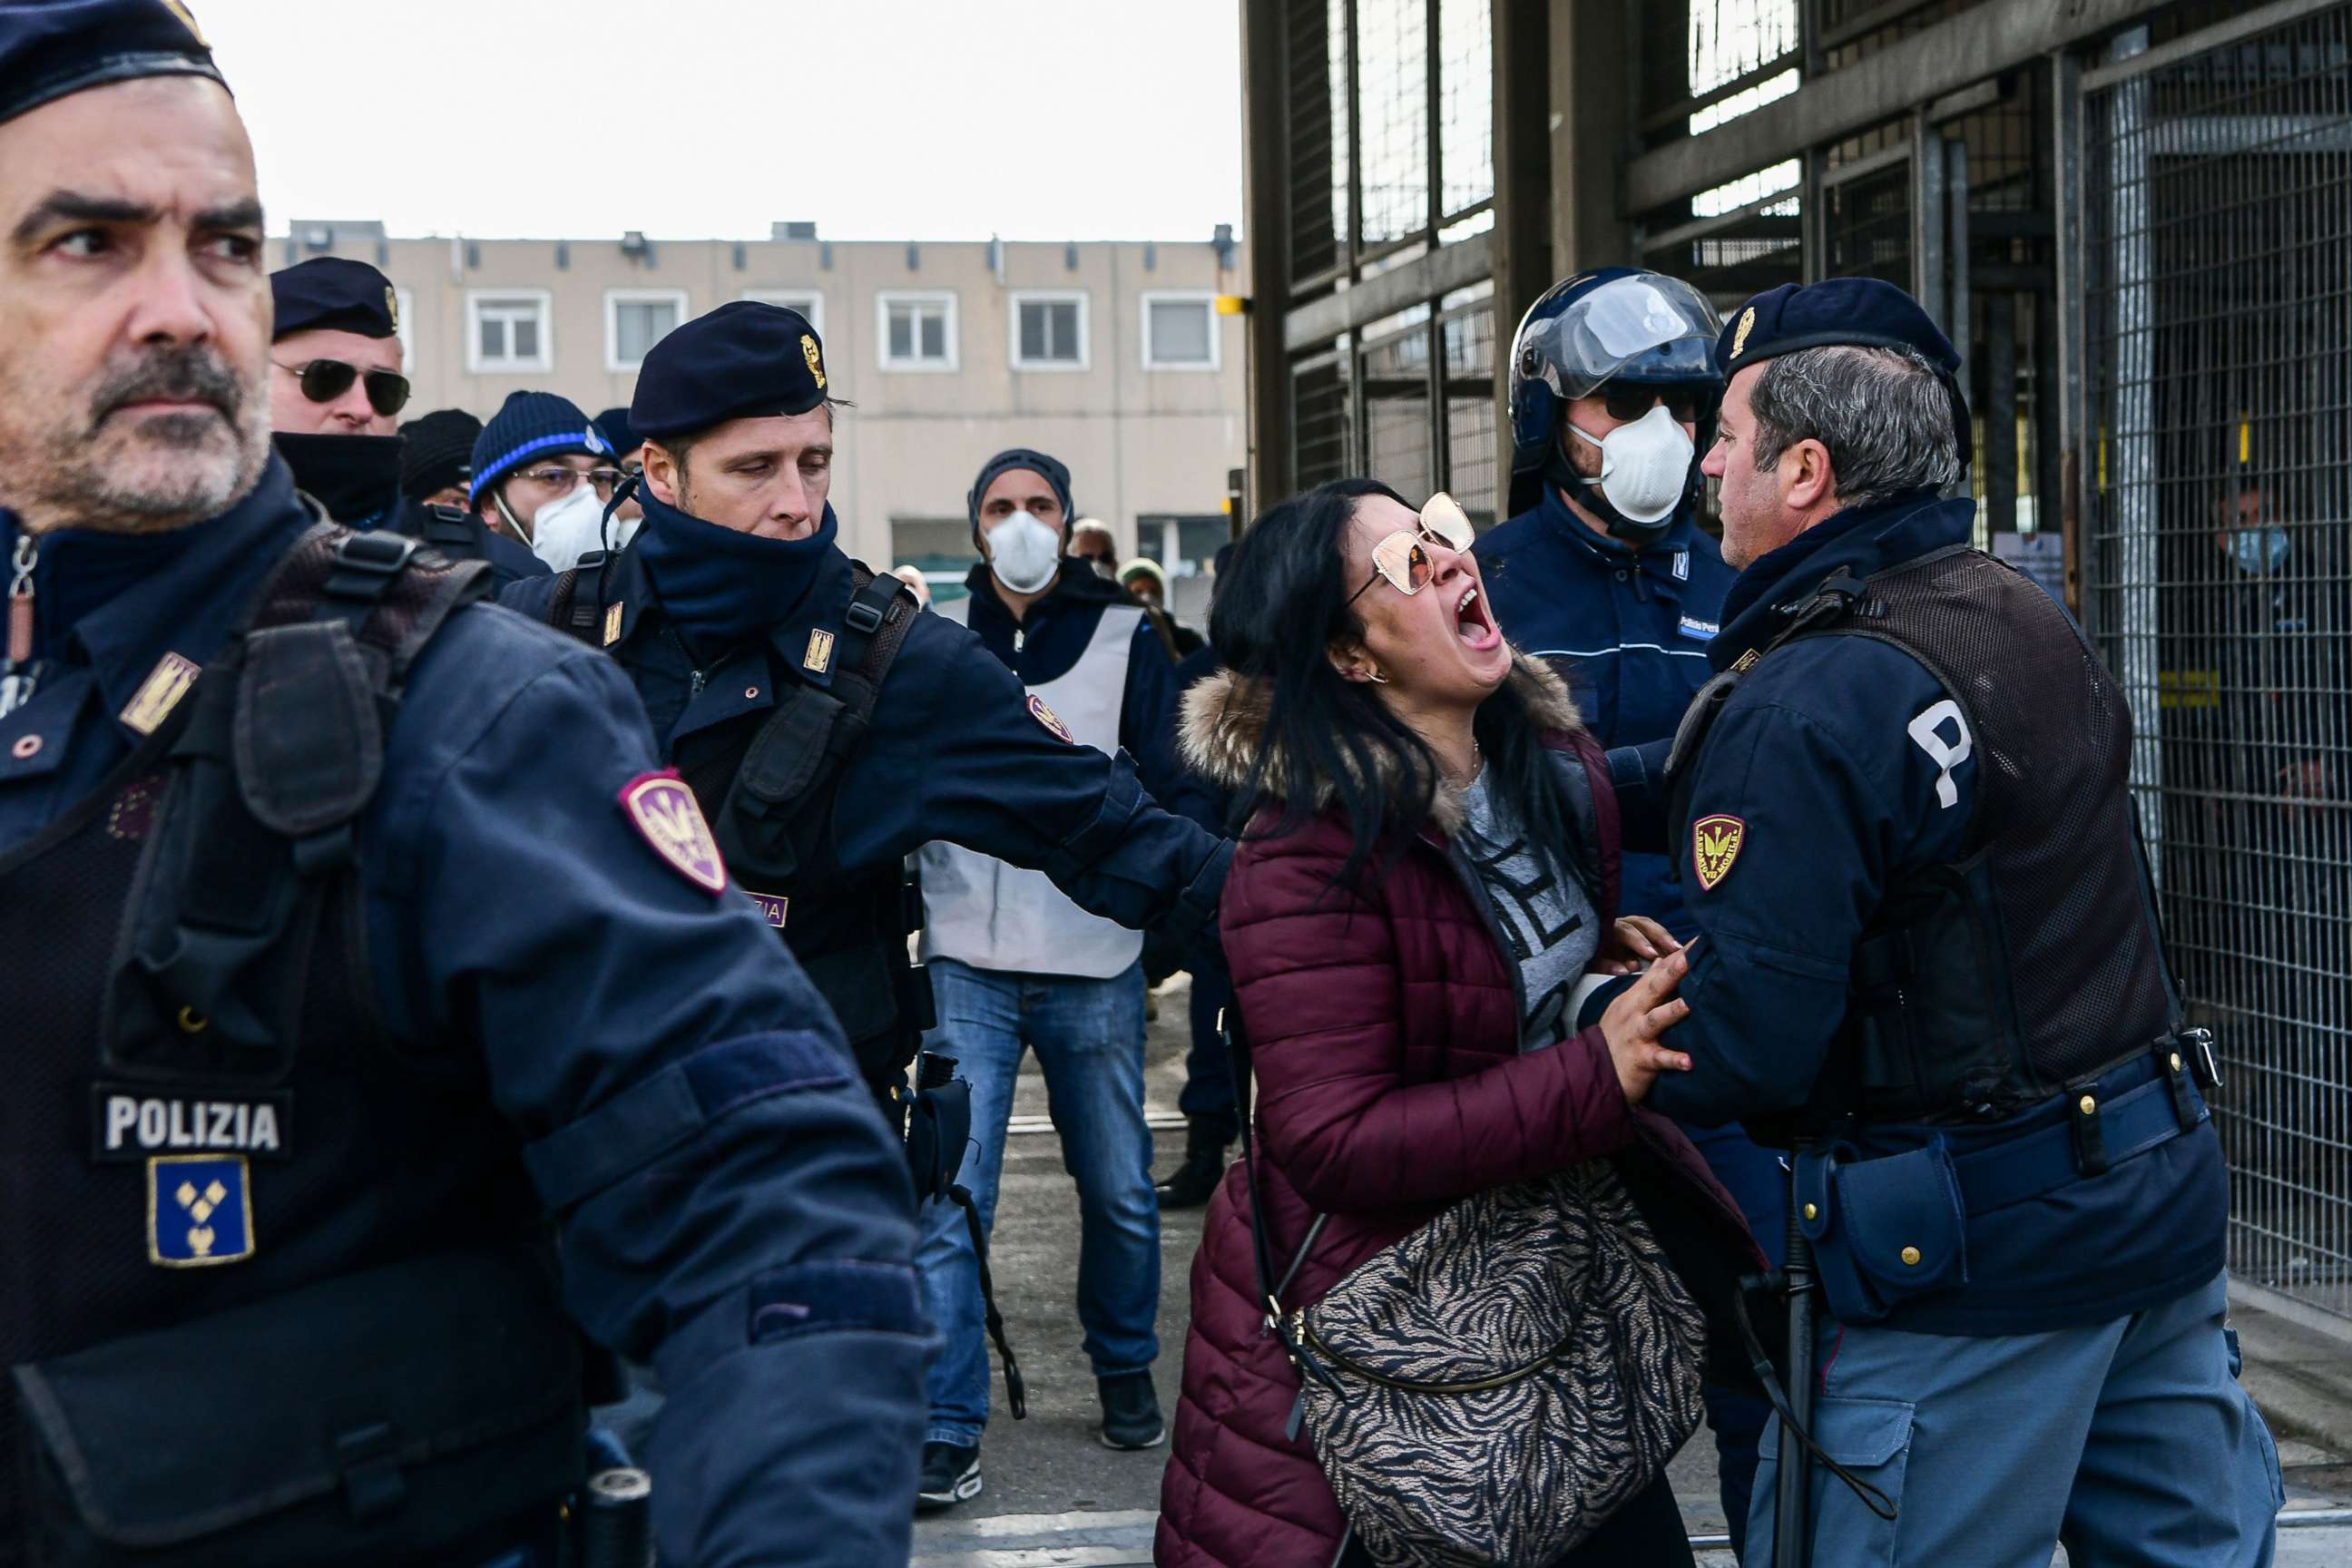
[
  {"x1": 1292, "y1": 348, "x2": 1354, "y2": 492},
  {"x1": 2083, "y1": 2, "x2": 2352, "y2": 1320},
  {"x1": 1442, "y1": 299, "x2": 1498, "y2": 525}
]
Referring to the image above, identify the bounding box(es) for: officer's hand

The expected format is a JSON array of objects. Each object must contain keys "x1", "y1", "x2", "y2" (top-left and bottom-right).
[
  {"x1": 1594, "y1": 915, "x2": 1681, "y2": 975},
  {"x1": 1601, "y1": 949, "x2": 1692, "y2": 1103}
]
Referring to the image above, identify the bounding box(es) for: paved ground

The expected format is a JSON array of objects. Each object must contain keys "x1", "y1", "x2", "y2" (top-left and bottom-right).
[{"x1": 911, "y1": 975, "x2": 2352, "y2": 1567}]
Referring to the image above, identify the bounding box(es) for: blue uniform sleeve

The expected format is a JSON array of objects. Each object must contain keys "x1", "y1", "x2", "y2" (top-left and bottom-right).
[
  {"x1": 367, "y1": 614, "x2": 924, "y2": 1568},
  {"x1": 1647, "y1": 640, "x2": 1976, "y2": 1128},
  {"x1": 838, "y1": 613, "x2": 1230, "y2": 946}
]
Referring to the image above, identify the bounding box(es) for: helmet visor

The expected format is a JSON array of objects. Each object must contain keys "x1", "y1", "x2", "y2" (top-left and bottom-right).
[{"x1": 1533, "y1": 274, "x2": 1724, "y2": 400}]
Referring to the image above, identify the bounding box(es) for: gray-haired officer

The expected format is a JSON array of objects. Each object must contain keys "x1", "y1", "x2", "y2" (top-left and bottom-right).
[
  {"x1": 266, "y1": 257, "x2": 547, "y2": 587},
  {"x1": 1603, "y1": 278, "x2": 2280, "y2": 1565},
  {"x1": 0, "y1": 5, "x2": 924, "y2": 1563}
]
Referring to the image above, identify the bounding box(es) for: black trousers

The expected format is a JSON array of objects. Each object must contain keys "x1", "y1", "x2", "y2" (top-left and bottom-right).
[{"x1": 1335, "y1": 1474, "x2": 1695, "y2": 1567}]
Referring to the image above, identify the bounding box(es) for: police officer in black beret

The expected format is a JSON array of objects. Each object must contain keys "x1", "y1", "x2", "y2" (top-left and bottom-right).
[
  {"x1": 0, "y1": 6, "x2": 925, "y2": 1563},
  {"x1": 503, "y1": 301, "x2": 1230, "y2": 1110},
  {"x1": 267, "y1": 256, "x2": 548, "y2": 589},
  {"x1": 1601, "y1": 278, "x2": 2278, "y2": 1564}
]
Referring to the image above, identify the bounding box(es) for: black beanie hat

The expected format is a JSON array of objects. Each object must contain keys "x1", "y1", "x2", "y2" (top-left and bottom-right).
[{"x1": 398, "y1": 408, "x2": 482, "y2": 503}]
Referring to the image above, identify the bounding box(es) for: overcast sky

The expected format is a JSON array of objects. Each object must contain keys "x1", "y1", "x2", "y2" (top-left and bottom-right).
[{"x1": 195, "y1": 0, "x2": 1245, "y2": 243}]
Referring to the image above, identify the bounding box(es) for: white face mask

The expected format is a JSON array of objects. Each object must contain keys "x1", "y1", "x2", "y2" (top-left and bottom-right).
[
  {"x1": 1567, "y1": 402, "x2": 1696, "y2": 525},
  {"x1": 985, "y1": 511, "x2": 1062, "y2": 594},
  {"x1": 526, "y1": 483, "x2": 616, "y2": 573}
]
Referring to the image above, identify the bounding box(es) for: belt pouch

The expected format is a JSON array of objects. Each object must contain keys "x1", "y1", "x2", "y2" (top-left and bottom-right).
[
  {"x1": 1803, "y1": 1138, "x2": 1970, "y2": 1323},
  {"x1": 13, "y1": 1250, "x2": 584, "y2": 1568}
]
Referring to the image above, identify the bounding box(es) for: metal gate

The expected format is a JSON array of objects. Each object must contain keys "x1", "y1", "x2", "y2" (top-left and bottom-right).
[{"x1": 2077, "y1": 0, "x2": 2352, "y2": 1325}]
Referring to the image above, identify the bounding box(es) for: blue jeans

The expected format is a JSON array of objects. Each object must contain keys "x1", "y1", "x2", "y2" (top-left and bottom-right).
[
  {"x1": 1747, "y1": 1269, "x2": 2281, "y2": 1566},
  {"x1": 917, "y1": 958, "x2": 1160, "y2": 1446}
]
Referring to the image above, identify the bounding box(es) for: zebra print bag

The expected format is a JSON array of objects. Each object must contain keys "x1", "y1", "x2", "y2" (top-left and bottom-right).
[{"x1": 1269, "y1": 1163, "x2": 1707, "y2": 1568}]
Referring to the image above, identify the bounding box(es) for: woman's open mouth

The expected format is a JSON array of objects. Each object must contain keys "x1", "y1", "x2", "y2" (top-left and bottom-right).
[{"x1": 1454, "y1": 584, "x2": 1502, "y2": 652}]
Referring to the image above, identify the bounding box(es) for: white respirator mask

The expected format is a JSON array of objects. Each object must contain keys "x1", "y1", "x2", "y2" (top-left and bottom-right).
[
  {"x1": 985, "y1": 511, "x2": 1063, "y2": 595},
  {"x1": 526, "y1": 484, "x2": 615, "y2": 573},
  {"x1": 1565, "y1": 403, "x2": 1697, "y2": 525}
]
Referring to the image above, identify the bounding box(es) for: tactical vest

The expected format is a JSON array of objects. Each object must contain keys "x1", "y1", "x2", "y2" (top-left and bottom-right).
[
  {"x1": 547, "y1": 561, "x2": 930, "y2": 1103},
  {"x1": 0, "y1": 525, "x2": 582, "y2": 1563},
  {"x1": 1668, "y1": 545, "x2": 2178, "y2": 1130}
]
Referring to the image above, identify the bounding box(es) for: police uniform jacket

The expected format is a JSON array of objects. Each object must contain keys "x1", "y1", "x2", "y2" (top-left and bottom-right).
[
  {"x1": 1611, "y1": 491, "x2": 2230, "y2": 1336},
  {"x1": 497, "y1": 542, "x2": 1230, "y2": 945},
  {"x1": 1475, "y1": 488, "x2": 1731, "y2": 937},
  {"x1": 0, "y1": 459, "x2": 927, "y2": 1568}
]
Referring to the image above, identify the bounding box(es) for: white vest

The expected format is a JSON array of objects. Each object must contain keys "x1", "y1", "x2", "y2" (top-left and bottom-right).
[{"x1": 917, "y1": 597, "x2": 1148, "y2": 979}]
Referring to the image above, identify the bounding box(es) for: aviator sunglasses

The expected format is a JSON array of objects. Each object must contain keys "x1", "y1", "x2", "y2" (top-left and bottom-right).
[
  {"x1": 1347, "y1": 492, "x2": 1477, "y2": 606},
  {"x1": 273, "y1": 358, "x2": 412, "y2": 418}
]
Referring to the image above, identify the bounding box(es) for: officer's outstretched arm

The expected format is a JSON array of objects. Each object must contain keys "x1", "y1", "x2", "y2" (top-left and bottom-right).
[
  {"x1": 374, "y1": 635, "x2": 925, "y2": 1568},
  {"x1": 855, "y1": 617, "x2": 1232, "y2": 944}
]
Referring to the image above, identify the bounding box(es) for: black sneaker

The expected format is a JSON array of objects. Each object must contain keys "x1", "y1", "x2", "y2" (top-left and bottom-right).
[
  {"x1": 1155, "y1": 1115, "x2": 1237, "y2": 1210},
  {"x1": 915, "y1": 1440, "x2": 982, "y2": 1511},
  {"x1": 1097, "y1": 1372, "x2": 1166, "y2": 1451}
]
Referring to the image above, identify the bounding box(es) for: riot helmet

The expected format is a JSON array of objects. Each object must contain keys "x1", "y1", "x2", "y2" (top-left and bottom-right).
[{"x1": 1507, "y1": 268, "x2": 1724, "y2": 540}]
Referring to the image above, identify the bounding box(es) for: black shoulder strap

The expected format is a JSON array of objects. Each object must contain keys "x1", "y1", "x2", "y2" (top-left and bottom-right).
[
  {"x1": 1663, "y1": 566, "x2": 1869, "y2": 789},
  {"x1": 725, "y1": 564, "x2": 921, "y2": 838},
  {"x1": 416, "y1": 505, "x2": 480, "y2": 558},
  {"x1": 108, "y1": 526, "x2": 486, "y2": 1074},
  {"x1": 544, "y1": 560, "x2": 611, "y2": 648}
]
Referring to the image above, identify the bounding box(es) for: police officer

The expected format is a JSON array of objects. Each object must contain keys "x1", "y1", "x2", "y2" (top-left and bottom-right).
[
  {"x1": 499, "y1": 305, "x2": 1230, "y2": 1509},
  {"x1": 0, "y1": 9, "x2": 924, "y2": 1563},
  {"x1": 503, "y1": 303, "x2": 1227, "y2": 1102},
  {"x1": 1476, "y1": 265, "x2": 1782, "y2": 1548},
  {"x1": 266, "y1": 257, "x2": 547, "y2": 587},
  {"x1": 1606, "y1": 278, "x2": 2280, "y2": 1564}
]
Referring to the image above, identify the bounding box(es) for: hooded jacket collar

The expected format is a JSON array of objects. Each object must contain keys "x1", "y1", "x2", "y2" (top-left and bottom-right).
[
  {"x1": 1177, "y1": 651, "x2": 1583, "y2": 838},
  {"x1": 959, "y1": 556, "x2": 1133, "y2": 628},
  {"x1": 1711, "y1": 490, "x2": 1974, "y2": 671}
]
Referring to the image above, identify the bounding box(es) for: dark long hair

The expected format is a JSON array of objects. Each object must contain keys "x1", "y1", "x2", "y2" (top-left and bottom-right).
[{"x1": 1210, "y1": 478, "x2": 1592, "y2": 898}]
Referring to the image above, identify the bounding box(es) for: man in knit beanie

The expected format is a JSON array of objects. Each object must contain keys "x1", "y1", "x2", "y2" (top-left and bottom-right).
[{"x1": 397, "y1": 407, "x2": 481, "y2": 510}]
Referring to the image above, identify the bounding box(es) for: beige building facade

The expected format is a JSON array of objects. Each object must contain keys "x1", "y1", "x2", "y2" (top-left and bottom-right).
[{"x1": 283, "y1": 222, "x2": 1246, "y2": 612}]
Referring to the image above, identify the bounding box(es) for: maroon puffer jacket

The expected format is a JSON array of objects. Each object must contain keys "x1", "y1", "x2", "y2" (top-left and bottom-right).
[{"x1": 1155, "y1": 656, "x2": 1765, "y2": 1568}]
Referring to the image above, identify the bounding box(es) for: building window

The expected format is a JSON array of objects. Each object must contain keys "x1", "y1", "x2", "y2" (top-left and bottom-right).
[
  {"x1": 1142, "y1": 292, "x2": 1220, "y2": 370},
  {"x1": 1011, "y1": 291, "x2": 1089, "y2": 370},
  {"x1": 877, "y1": 292, "x2": 957, "y2": 371},
  {"x1": 742, "y1": 289, "x2": 824, "y2": 338},
  {"x1": 606, "y1": 289, "x2": 688, "y2": 372},
  {"x1": 466, "y1": 290, "x2": 552, "y2": 373}
]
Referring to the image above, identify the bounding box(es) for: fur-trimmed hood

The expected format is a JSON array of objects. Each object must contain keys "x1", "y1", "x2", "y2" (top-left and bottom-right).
[{"x1": 1178, "y1": 649, "x2": 1583, "y2": 835}]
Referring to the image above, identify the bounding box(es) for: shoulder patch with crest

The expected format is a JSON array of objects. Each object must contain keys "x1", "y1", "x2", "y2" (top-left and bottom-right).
[
  {"x1": 1691, "y1": 813, "x2": 1745, "y2": 891},
  {"x1": 1027, "y1": 694, "x2": 1073, "y2": 743},
  {"x1": 619, "y1": 770, "x2": 727, "y2": 895}
]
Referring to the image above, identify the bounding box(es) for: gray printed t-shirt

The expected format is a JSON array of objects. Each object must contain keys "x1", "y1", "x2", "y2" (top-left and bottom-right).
[{"x1": 1459, "y1": 767, "x2": 1602, "y2": 1053}]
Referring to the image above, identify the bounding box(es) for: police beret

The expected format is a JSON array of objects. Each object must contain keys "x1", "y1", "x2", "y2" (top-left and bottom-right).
[
  {"x1": 271, "y1": 257, "x2": 399, "y2": 341},
  {"x1": 1716, "y1": 278, "x2": 1960, "y2": 380},
  {"x1": 967, "y1": 448, "x2": 1073, "y2": 533},
  {"x1": 0, "y1": 0, "x2": 224, "y2": 130},
  {"x1": 1718, "y1": 277, "x2": 1972, "y2": 470},
  {"x1": 470, "y1": 390, "x2": 611, "y2": 496},
  {"x1": 631, "y1": 301, "x2": 829, "y2": 442}
]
